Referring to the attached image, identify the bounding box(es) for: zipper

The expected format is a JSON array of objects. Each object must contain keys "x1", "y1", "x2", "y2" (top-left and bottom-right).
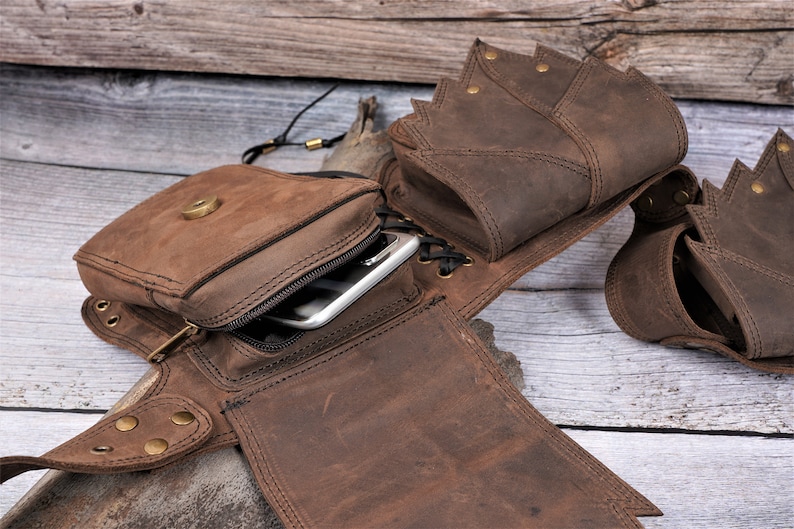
[
  {"x1": 147, "y1": 227, "x2": 381, "y2": 361},
  {"x1": 213, "y1": 227, "x2": 381, "y2": 332}
]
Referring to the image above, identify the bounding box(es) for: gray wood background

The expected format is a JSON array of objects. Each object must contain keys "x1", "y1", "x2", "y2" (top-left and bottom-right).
[{"x1": 1, "y1": 3, "x2": 793, "y2": 527}]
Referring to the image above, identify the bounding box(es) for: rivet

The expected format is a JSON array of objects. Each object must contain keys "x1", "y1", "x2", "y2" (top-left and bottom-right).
[
  {"x1": 144, "y1": 438, "x2": 169, "y2": 455},
  {"x1": 484, "y1": 51, "x2": 498, "y2": 60},
  {"x1": 105, "y1": 315, "x2": 121, "y2": 327},
  {"x1": 170, "y1": 411, "x2": 195, "y2": 426},
  {"x1": 181, "y1": 195, "x2": 220, "y2": 220},
  {"x1": 636, "y1": 195, "x2": 654, "y2": 211},
  {"x1": 535, "y1": 63, "x2": 550, "y2": 73},
  {"x1": 95, "y1": 300, "x2": 111, "y2": 312},
  {"x1": 673, "y1": 190, "x2": 691, "y2": 205},
  {"x1": 751, "y1": 182, "x2": 765, "y2": 194},
  {"x1": 466, "y1": 86, "x2": 480, "y2": 94},
  {"x1": 115, "y1": 416, "x2": 139, "y2": 432},
  {"x1": 90, "y1": 445, "x2": 113, "y2": 455},
  {"x1": 778, "y1": 142, "x2": 791, "y2": 153}
]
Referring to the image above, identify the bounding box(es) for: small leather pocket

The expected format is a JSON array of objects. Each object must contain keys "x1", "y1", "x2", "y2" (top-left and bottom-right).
[{"x1": 75, "y1": 165, "x2": 383, "y2": 330}]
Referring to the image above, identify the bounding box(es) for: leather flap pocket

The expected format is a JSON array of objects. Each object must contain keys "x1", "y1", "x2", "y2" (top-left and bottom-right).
[{"x1": 75, "y1": 165, "x2": 383, "y2": 329}]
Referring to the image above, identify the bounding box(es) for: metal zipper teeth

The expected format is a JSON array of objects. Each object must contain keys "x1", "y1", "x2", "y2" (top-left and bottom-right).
[
  {"x1": 228, "y1": 328, "x2": 304, "y2": 352},
  {"x1": 216, "y1": 227, "x2": 381, "y2": 332}
]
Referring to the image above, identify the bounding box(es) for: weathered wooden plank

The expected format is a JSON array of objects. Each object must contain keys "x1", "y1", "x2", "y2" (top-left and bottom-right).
[
  {"x1": 1, "y1": 1, "x2": 792, "y2": 104},
  {"x1": 480, "y1": 290, "x2": 794, "y2": 434},
  {"x1": 2, "y1": 411, "x2": 792, "y2": 527},
  {"x1": 2, "y1": 64, "x2": 790, "y2": 178}
]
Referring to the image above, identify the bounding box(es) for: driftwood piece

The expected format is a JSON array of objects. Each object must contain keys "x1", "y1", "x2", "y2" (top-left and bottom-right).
[
  {"x1": 0, "y1": 0, "x2": 791, "y2": 105},
  {"x1": 0, "y1": 96, "x2": 524, "y2": 529}
]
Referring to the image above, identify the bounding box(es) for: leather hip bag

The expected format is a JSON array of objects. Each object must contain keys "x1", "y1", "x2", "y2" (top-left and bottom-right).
[
  {"x1": 1, "y1": 40, "x2": 694, "y2": 528},
  {"x1": 607, "y1": 129, "x2": 794, "y2": 374}
]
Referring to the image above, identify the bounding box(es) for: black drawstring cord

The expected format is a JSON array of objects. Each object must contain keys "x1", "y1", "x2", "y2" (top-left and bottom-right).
[{"x1": 242, "y1": 83, "x2": 346, "y2": 164}]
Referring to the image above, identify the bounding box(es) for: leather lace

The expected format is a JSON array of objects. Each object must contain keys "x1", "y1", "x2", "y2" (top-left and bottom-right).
[{"x1": 375, "y1": 206, "x2": 473, "y2": 277}]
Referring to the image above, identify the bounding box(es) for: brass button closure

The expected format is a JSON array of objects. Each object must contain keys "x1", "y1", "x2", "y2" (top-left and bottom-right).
[
  {"x1": 466, "y1": 86, "x2": 480, "y2": 94},
  {"x1": 778, "y1": 142, "x2": 791, "y2": 153},
  {"x1": 181, "y1": 195, "x2": 220, "y2": 220},
  {"x1": 484, "y1": 51, "x2": 498, "y2": 60},
  {"x1": 751, "y1": 182, "x2": 765, "y2": 194},
  {"x1": 144, "y1": 438, "x2": 169, "y2": 455},
  {"x1": 535, "y1": 63, "x2": 550, "y2": 73},
  {"x1": 673, "y1": 190, "x2": 691, "y2": 205},
  {"x1": 171, "y1": 411, "x2": 196, "y2": 426},
  {"x1": 115, "y1": 416, "x2": 139, "y2": 432}
]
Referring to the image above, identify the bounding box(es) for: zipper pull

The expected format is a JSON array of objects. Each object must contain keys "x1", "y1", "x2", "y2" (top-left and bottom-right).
[{"x1": 147, "y1": 321, "x2": 200, "y2": 363}]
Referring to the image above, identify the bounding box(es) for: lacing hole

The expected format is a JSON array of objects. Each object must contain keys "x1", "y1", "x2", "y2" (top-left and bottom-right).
[
  {"x1": 90, "y1": 445, "x2": 113, "y2": 455},
  {"x1": 436, "y1": 268, "x2": 454, "y2": 279},
  {"x1": 463, "y1": 256, "x2": 475, "y2": 266},
  {"x1": 672, "y1": 254, "x2": 681, "y2": 266},
  {"x1": 417, "y1": 255, "x2": 433, "y2": 265},
  {"x1": 95, "y1": 300, "x2": 111, "y2": 312},
  {"x1": 105, "y1": 315, "x2": 121, "y2": 328}
]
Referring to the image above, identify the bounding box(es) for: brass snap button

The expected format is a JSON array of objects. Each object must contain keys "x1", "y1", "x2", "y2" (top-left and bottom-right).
[
  {"x1": 535, "y1": 63, "x2": 550, "y2": 73},
  {"x1": 181, "y1": 195, "x2": 220, "y2": 220},
  {"x1": 144, "y1": 438, "x2": 169, "y2": 455},
  {"x1": 778, "y1": 142, "x2": 790, "y2": 153},
  {"x1": 636, "y1": 194, "x2": 654, "y2": 211},
  {"x1": 484, "y1": 50, "x2": 498, "y2": 60},
  {"x1": 466, "y1": 86, "x2": 480, "y2": 94},
  {"x1": 751, "y1": 182, "x2": 765, "y2": 194},
  {"x1": 673, "y1": 190, "x2": 691, "y2": 205},
  {"x1": 170, "y1": 411, "x2": 196, "y2": 426},
  {"x1": 115, "y1": 416, "x2": 139, "y2": 432}
]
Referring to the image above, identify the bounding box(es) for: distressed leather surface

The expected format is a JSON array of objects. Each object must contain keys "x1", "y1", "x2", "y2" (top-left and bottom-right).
[
  {"x1": 0, "y1": 40, "x2": 694, "y2": 527},
  {"x1": 607, "y1": 129, "x2": 794, "y2": 374}
]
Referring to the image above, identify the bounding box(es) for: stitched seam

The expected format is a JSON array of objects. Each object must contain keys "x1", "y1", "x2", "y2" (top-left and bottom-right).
[
  {"x1": 230, "y1": 409, "x2": 305, "y2": 528},
  {"x1": 432, "y1": 302, "x2": 645, "y2": 519}
]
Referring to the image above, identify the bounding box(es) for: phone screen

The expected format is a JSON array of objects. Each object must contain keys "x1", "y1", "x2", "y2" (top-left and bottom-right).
[{"x1": 263, "y1": 232, "x2": 419, "y2": 329}]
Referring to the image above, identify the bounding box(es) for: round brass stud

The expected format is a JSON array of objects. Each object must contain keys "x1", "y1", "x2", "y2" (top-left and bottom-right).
[
  {"x1": 535, "y1": 63, "x2": 550, "y2": 73},
  {"x1": 636, "y1": 195, "x2": 654, "y2": 211},
  {"x1": 181, "y1": 195, "x2": 220, "y2": 220},
  {"x1": 144, "y1": 438, "x2": 169, "y2": 455},
  {"x1": 751, "y1": 182, "x2": 765, "y2": 194},
  {"x1": 115, "y1": 415, "x2": 139, "y2": 432},
  {"x1": 170, "y1": 411, "x2": 196, "y2": 426},
  {"x1": 95, "y1": 300, "x2": 111, "y2": 312},
  {"x1": 778, "y1": 142, "x2": 791, "y2": 153},
  {"x1": 90, "y1": 445, "x2": 113, "y2": 455},
  {"x1": 105, "y1": 315, "x2": 121, "y2": 328},
  {"x1": 466, "y1": 86, "x2": 480, "y2": 94},
  {"x1": 484, "y1": 50, "x2": 498, "y2": 60},
  {"x1": 673, "y1": 190, "x2": 691, "y2": 206}
]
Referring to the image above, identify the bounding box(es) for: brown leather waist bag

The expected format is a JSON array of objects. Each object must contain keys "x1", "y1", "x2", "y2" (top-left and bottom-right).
[
  {"x1": 1, "y1": 40, "x2": 694, "y2": 528},
  {"x1": 607, "y1": 129, "x2": 794, "y2": 374}
]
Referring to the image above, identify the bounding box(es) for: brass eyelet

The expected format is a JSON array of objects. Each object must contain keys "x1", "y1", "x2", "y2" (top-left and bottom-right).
[
  {"x1": 90, "y1": 445, "x2": 113, "y2": 455},
  {"x1": 95, "y1": 300, "x2": 111, "y2": 312},
  {"x1": 436, "y1": 268, "x2": 454, "y2": 279},
  {"x1": 417, "y1": 255, "x2": 433, "y2": 265},
  {"x1": 463, "y1": 256, "x2": 475, "y2": 267},
  {"x1": 105, "y1": 315, "x2": 121, "y2": 328}
]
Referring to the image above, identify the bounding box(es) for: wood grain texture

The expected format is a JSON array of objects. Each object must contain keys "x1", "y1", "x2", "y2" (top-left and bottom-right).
[{"x1": 1, "y1": 0, "x2": 792, "y2": 104}]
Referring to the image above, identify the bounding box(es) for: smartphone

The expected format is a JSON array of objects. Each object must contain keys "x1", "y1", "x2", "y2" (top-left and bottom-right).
[{"x1": 262, "y1": 231, "x2": 420, "y2": 329}]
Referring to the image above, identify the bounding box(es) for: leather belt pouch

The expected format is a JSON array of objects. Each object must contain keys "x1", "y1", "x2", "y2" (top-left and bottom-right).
[
  {"x1": 378, "y1": 39, "x2": 692, "y2": 316},
  {"x1": 1, "y1": 40, "x2": 696, "y2": 527},
  {"x1": 606, "y1": 129, "x2": 794, "y2": 374}
]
